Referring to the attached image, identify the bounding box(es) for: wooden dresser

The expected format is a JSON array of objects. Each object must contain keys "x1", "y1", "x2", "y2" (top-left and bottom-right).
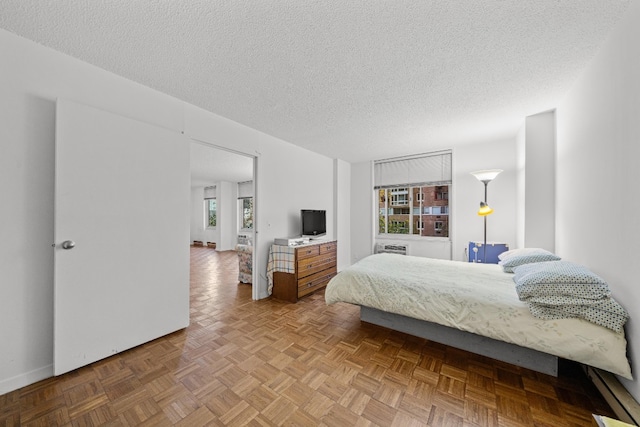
[{"x1": 272, "y1": 240, "x2": 337, "y2": 303}]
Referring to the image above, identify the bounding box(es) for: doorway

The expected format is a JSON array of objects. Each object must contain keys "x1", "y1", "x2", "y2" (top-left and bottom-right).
[{"x1": 189, "y1": 141, "x2": 257, "y2": 297}]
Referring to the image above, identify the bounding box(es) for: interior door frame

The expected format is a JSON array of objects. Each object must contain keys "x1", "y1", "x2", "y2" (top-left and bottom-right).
[{"x1": 191, "y1": 139, "x2": 259, "y2": 300}]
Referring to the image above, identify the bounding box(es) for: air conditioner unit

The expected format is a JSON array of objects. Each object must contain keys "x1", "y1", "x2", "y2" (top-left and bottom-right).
[{"x1": 375, "y1": 243, "x2": 408, "y2": 256}]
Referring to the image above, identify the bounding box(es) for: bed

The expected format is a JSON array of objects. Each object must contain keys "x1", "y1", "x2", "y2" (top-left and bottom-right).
[{"x1": 325, "y1": 253, "x2": 632, "y2": 379}]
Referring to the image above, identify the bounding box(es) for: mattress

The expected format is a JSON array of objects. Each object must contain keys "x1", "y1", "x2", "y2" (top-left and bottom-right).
[{"x1": 325, "y1": 253, "x2": 632, "y2": 379}]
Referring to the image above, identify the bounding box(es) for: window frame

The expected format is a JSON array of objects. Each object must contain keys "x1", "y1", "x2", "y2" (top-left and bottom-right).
[{"x1": 374, "y1": 151, "x2": 452, "y2": 241}]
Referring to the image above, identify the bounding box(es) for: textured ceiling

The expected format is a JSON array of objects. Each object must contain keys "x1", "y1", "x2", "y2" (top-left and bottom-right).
[{"x1": 0, "y1": 1, "x2": 631, "y2": 163}]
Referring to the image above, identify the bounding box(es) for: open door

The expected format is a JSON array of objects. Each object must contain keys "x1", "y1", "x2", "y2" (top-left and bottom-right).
[{"x1": 53, "y1": 99, "x2": 190, "y2": 375}]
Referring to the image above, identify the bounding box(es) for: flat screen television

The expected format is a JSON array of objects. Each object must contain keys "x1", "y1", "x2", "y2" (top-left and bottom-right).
[{"x1": 301, "y1": 209, "x2": 326, "y2": 239}]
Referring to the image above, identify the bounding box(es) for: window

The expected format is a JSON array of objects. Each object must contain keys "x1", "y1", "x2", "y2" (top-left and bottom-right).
[
  {"x1": 204, "y1": 186, "x2": 217, "y2": 228},
  {"x1": 379, "y1": 186, "x2": 450, "y2": 236},
  {"x1": 237, "y1": 180, "x2": 253, "y2": 231},
  {"x1": 431, "y1": 206, "x2": 449, "y2": 215},
  {"x1": 206, "y1": 199, "x2": 217, "y2": 227},
  {"x1": 390, "y1": 188, "x2": 409, "y2": 206},
  {"x1": 375, "y1": 151, "x2": 451, "y2": 238},
  {"x1": 240, "y1": 197, "x2": 253, "y2": 229},
  {"x1": 389, "y1": 220, "x2": 409, "y2": 234}
]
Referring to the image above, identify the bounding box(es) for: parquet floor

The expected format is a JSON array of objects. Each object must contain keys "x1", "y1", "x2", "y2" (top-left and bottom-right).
[{"x1": 1, "y1": 247, "x2": 615, "y2": 426}]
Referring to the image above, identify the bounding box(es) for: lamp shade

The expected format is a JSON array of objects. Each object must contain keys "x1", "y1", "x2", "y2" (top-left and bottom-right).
[
  {"x1": 470, "y1": 169, "x2": 503, "y2": 183},
  {"x1": 477, "y1": 201, "x2": 493, "y2": 216}
]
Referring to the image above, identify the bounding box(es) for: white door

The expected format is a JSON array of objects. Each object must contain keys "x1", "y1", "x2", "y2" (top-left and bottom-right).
[{"x1": 54, "y1": 99, "x2": 190, "y2": 375}]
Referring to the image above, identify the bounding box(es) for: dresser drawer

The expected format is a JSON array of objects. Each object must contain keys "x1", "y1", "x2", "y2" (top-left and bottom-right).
[
  {"x1": 296, "y1": 245, "x2": 320, "y2": 260},
  {"x1": 298, "y1": 267, "x2": 337, "y2": 297},
  {"x1": 318, "y1": 241, "x2": 336, "y2": 255},
  {"x1": 297, "y1": 252, "x2": 336, "y2": 279}
]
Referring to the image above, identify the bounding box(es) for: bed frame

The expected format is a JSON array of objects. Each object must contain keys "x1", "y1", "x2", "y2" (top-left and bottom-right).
[{"x1": 360, "y1": 306, "x2": 559, "y2": 376}]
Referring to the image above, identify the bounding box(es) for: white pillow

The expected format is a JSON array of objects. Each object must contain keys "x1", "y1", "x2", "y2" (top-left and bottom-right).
[
  {"x1": 498, "y1": 247, "x2": 554, "y2": 261},
  {"x1": 498, "y1": 248, "x2": 561, "y2": 273}
]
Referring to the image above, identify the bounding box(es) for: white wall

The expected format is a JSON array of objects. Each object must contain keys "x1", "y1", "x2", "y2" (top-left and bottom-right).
[
  {"x1": 556, "y1": 1, "x2": 640, "y2": 400},
  {"x1": 183, "y1": 105, "x2": 335, "y2": 291},
  {"x1": 190, "y1": 185, "x2": 218, "y2": 245},
  {"x1": 349, "y1": 140, "x2": 518, "y2": 263},
  {"x1": 522, "y1": 111, "x2": 556, "y2": 251},
  {"x1": 516, "y1": 126, "x2": 526, "y2": 248},
  {"x1": 218, "y1": 181, "x2": 237, "y2": 251},
  {"x1": 453, "y1": 139, "x2": 518, "y2": 261},
  {"x1": 190, "y1": 182, "x2": 240, "y2": 250},
  {"x1": 334, "y1": 159, "x2": 351, "y2": 271},
  {"x1": 0, "y1": 29, "x2": 335, "y2": 394},
  {"x1": 350, "y1": 161, "x2": 374, "y2": 264},
  {"x1": 191, "y1": 187, "x2": 204, "y2": 242}
]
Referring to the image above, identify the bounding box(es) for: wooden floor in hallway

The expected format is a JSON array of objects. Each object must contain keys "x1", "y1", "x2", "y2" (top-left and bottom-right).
[{"x1": 0, "y1": 246, "x2": 615, "y2": 426}]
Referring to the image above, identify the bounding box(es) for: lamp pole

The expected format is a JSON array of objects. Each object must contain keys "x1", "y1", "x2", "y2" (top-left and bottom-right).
[
  {"x1": 483, "y1": 181, "x2": 488, "y2": 263},
  {"x1": 470, "y1": 169, "x2": 502, "y2": 264}
]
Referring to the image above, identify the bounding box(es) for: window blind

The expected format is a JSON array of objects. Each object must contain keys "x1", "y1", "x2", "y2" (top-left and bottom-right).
[
  {"x1": 374, "y1": 150, "x2": 452, "y2": 189},
  {"x1": 237, "y1": 181, "x2": 253, "y2": 199},
  {"x1": 204, "y1": 186, "x2": 216, "y2": 200}
]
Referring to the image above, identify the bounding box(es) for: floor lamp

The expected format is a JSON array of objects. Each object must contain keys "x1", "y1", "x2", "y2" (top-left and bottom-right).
[{"x1": 470, "y1": 169, "x2": 502, "y2": 263}]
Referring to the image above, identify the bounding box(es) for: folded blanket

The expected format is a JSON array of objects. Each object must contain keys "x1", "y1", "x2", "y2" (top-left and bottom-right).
[
  {"x1": 524, "y1": 295, "x2": 609, "y2": 306},
  {"x1": 528, "y1": 298, "x2": 628, "y2": 333}
]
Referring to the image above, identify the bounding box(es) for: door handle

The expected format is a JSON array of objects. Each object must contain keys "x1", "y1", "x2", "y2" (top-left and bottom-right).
[{"x1": 61, "y1": 240, "x2": 76, "y2": 250}]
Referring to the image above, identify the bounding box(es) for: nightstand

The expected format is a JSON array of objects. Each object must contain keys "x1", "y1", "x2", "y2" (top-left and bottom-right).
[{"x1": 468, "y1": 242, "x2": 509, "y2": 264}]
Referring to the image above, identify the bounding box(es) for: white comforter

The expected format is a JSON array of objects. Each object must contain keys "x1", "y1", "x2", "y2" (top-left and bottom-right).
[{"x1": 325, "y1": 254, "x2": 632, "y2": 379}]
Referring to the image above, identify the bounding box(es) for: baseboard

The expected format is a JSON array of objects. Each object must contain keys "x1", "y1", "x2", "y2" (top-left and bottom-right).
[
  {"x1": 584, "y1": 365, "x2": 640, "y2": 425},
  {"x1": 0, "y1": 364, "x2": 53, "y2": 396}
]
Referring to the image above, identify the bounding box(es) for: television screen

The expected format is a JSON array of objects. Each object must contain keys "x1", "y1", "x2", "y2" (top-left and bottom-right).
[{"x1": 301, "y1": 209, "x2": 326, "y2": 238}]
